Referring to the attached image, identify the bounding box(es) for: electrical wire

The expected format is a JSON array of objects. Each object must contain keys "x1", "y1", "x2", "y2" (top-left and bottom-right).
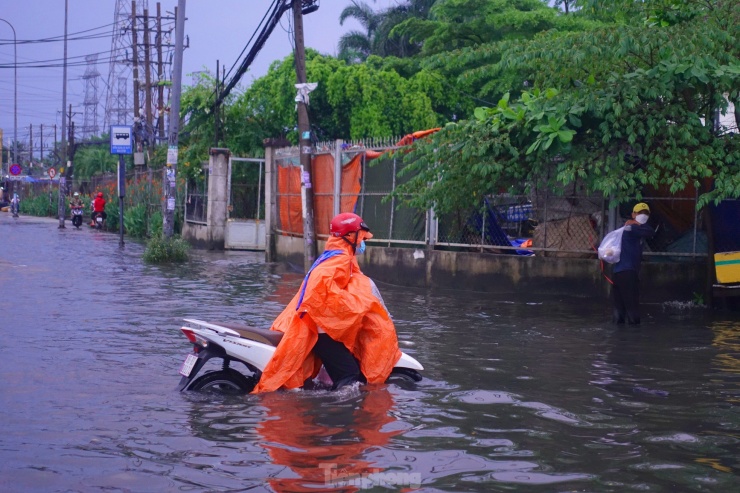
[
  {"x1": 0, "y1": 22, "x2": 118, "y2": 45},
  {"x1": 217, "y1": 0, "x2": 293, "y2": 107},
  {"x1": 223, "y1": 0, "x2": 281, "y2": 83}
]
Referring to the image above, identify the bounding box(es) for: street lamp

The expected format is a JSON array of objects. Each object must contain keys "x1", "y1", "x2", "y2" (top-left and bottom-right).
[{"x1": 0, "y1": 18, "x2": 17, "y2": 174}]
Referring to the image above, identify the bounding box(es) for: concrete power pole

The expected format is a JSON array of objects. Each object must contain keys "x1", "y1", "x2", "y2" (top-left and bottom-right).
[
  {"x1": 143, "y1": 8, "x2": 153, "y2": 141},
  {"x1": 58, "y1": 0, "x2": 69, "y2": 228},
  {"x1": 131, "y1": 1, "x2": 141, "y2": 130},
  {"x1": 156, "y1": 3, "x2": 165, "y2": 143},
  {"x1": 292, "y1": 0, "x2": 317, "y2": 271},
  {"x1": 164, "y1": 0, "x2": 185, "y2": 238}
]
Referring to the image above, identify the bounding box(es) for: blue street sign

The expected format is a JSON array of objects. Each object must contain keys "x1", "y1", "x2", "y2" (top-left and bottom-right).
[{"x1": 110, "y1": 125, "x2": 133, "y2": 155}]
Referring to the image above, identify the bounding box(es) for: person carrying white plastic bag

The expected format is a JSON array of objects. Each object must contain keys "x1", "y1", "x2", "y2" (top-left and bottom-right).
[
  {"x1": 608, "y1": 203, "x2": 655, "y2": 325},
  {"x1": 598, "y1": 227, "x2": 625, "y2": 264}
]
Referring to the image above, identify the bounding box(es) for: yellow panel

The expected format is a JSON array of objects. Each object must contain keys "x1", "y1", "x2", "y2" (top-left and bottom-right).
[{"x1": 715, "y1": 251, "x2": 740, "y2": 284}]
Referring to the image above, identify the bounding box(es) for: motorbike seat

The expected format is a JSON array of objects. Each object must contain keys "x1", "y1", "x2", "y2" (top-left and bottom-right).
[{"x1": 212, "y1": 321, "x2": 284, "y2": 347}]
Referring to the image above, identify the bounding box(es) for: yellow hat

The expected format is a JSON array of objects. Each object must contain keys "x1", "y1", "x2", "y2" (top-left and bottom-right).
[{"x1": 633, "y1": 202, "x2": 650, "y2": 213}]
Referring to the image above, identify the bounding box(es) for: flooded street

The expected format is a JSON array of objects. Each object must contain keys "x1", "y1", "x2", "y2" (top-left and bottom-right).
[{"x1": 1, "y1": 214, "x2": 739, "y2": 492}]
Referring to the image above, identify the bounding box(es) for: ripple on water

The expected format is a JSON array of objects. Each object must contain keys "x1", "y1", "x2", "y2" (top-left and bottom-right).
[
  {"x1": 645, "y1": 433, "x2": 700, "y2": 444},
  {"x1": 446, "y1": 390, "x2": 591, "y2": 426}
]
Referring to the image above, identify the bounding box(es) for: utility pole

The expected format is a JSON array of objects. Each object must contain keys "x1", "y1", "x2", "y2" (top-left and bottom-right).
[
  {"x1": 293, "y1": 0, "x2": 317, "y2": 271},
  {"x1": 58, "y1": 0, "x2": 69, "y2": 228},
  {"x1": 131, "y1": 1, "x2": 140, "y2": 130},
  {"x1": 143, "y1": 8, "x2": 153, "y2": 140},
  {"x1": 69, "y1": 118, "x2": 75, "y2": 161},
  {"x1": 214, "y1": 59, "x2": 220, "y2": 147},
  {"x1": 164, "y1": 0, "x2": 185, "y2": 238},
  {"x1": 0, "y1": 18, "x2": 17, "y2": 175},
  {"x1": 40, "y1": 124, "x2": 43, "y2": 163},
  {"x1": 29, "y1": 124, "x2": 33, "y2": 166},
  {"x1": 156, "y1": 2, "x2": 165, "y2": 143}
]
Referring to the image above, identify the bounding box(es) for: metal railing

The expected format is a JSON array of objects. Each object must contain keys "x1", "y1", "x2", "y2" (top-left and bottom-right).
[
  {"x1": 273, "y1": 139, "x2": 708, "y2": 259},
  {"x1": 228, "y1": 157, "x2": 265, "y2": 221},
  {"x1": 185, "y1": 167, "x2": 208, "y2": 225}
]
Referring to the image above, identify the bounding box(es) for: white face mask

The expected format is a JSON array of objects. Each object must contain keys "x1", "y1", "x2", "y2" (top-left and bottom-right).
[{"x1": 635, "y1": 214, "x2": 649, "y2": 224}]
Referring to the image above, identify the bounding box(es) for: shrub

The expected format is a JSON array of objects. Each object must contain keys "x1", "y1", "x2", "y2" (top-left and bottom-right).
[
  {"x1": 105, "y1": 200, "x2": 119, "y2": 232},
  {"x1": 124, "y1": 203, "x2": 148, "y2": 238},
  {"x1": 143, "y1": 234, "x2": 190, "y2": 263},
  {"x1": 19, "y1": 191, "x2": 57, "y2": 216},
  {"x1": 148, "y1": 210, "x2": 163, "y2": 238}
]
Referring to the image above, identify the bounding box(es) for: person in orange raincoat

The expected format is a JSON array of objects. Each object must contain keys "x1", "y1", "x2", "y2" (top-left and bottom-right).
[{"x1": 252, "y1": 212, "x2": 401, "y2": 393}]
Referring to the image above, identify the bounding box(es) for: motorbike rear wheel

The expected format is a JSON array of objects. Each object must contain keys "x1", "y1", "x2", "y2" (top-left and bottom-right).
[
  {"x1": 386, "y1": 367, "x2": 423, "y2": 387},
  {"x1": 189, "y1": 369, "x2": 257, "y2": 395}
]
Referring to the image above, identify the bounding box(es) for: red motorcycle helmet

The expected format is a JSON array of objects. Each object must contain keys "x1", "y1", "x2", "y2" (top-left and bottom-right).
[{"x1": 330, "y1": 212, "x2": 372, "y2": 238}]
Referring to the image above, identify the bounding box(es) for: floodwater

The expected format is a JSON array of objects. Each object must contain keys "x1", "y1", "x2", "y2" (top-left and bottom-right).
[{"x1": 1, "y1": 214, "x2": 739, "y2": 493}]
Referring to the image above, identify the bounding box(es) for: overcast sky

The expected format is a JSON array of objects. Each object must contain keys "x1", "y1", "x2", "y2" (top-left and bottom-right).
[{"x1": 0, "y1": 0, "x2": 396, "y2": 156}]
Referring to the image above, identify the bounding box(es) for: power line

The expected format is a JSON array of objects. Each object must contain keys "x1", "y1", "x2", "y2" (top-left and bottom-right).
[
  {"x1": 223, "y1": 0, "x2": 281, "y2": 83},
  {"x1": 217, "y1": 0, "x2": 294, "y2": 107}
]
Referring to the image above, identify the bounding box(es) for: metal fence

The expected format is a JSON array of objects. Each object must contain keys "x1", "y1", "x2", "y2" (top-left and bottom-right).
[
  {"x1": 13, "y1": 168, "x2": 186, "y2": 224},
  {"x1": 185, "y1": 164, "x2": 208, "y2": 224},
  {"x1": 228, "y1": 157, "x2": 265, "y2": 221},
  {"x1": 274, "y1": 139, "x2": 708, "y2": 259}
]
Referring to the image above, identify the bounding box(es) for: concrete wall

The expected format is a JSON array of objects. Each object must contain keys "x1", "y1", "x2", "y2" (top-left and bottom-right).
[
  {"x1": 273, "y1": 235, "x2": 706, "y2": 302},
  {"x1": 182, "y1": 222, "x2": 210, "y2": 249}
]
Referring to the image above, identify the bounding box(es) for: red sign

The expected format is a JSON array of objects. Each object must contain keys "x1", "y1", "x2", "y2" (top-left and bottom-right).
[
  {"x1": 48, "y1": 167, "x2": 57, "y2": 179},
  {"x1": 9, "y1": 163, "x2": 21, "y2": 176}
]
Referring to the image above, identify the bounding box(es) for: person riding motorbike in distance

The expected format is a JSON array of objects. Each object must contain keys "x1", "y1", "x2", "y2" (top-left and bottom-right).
[
  {"x1": 70, "y1": 192, "x2": 83, "y2": 210},
  {"x1": 9, "y1": 192, "x2": 20, "y2": 217},
  {"x1": 252, "y1": 212, "x2": 401, "y2": 393},
  {"x1": 70, "y1": 192, "x2": 84, "y2": 227},
  {"x1": 90, "y1": 192, "x2": 107, "y2": 227}
]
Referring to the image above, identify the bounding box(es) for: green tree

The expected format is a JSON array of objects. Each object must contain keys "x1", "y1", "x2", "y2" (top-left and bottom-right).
[
  {"x1": 73, "y1": 146, "x2": 119, "y2": 179},
  {"x1": 338, "y1": 1, "x2": 383, "y2": 63},
  {"x1": 338, "y1": 0, "x2": 438, "y2": 62},
  {"x1": 227, "y1": 50, "x2": 444, "y2": 145},
  {"x1": 394, "y1": 0, "x2": 739, "y2": 212},
  {"x1": 391, "y1": 0, "x2": 600, "y2": 115}
]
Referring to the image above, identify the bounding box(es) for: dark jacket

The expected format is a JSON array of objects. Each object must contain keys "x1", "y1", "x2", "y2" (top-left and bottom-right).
[{"x1": 614, "y1": 223, "x2": 654, "y2": 274}]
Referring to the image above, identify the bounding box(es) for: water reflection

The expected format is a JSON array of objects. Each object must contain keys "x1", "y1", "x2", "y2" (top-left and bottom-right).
[
  {"x1": 258, "y1": 388, "x2": 400, "y2": 492},
  {"x1": 710, "y1": 320, "x2": 740, "y2": 386}
]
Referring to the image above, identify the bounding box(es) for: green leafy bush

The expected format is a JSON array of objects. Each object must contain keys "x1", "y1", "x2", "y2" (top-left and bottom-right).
[
  {"x1": 124, "y1": 203, "x2": 148, "y2": 238},
  {"x1": 19, "y1": 191, "x2": 57, "y2": 216},
  {"x1": 104, "y1": 200, "x2": 119, "y2": 232},
  {"x1": 143, "y1": 234, "x2": 190, "y2": 263},
  {"x1": 148, "y1": 210, "x2": 163, "y2": 238}
]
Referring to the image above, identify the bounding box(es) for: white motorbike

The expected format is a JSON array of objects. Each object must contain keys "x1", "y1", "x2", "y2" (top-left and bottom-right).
[
  {"x1": 176, "y1": 318, "x2": 424, "y2": 394},
  {"x1": 71, "y1": 206, "x2": 84, "y2": 228}
]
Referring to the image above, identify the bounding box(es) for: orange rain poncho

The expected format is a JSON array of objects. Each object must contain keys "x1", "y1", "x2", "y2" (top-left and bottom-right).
[{"x1": 252, "y1": 234, "x2": 401, "y2": 393}]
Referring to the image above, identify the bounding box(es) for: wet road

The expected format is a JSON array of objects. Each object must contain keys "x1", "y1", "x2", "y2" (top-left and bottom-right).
[{"x1": 1, "y1": 213, "x2": 739, "y2": 492}]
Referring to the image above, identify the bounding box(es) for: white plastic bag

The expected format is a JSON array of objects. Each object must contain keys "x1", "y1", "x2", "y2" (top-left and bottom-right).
[{"x1": 598, "y1": 227, "x2": 624, "y2": 264}]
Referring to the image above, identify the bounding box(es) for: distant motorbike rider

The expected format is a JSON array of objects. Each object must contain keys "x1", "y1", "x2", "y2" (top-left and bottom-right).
[
  {"x1": 252, "y1": 212, "x2": 401, "y2": 393},
  {"x1": 70, "y1": 192, "x2": 84, "y2": 227},
  {"x1": 90, "y1": 192, "x2": 107, "y2": 226},
  {"x1": 69, "y1": 192, "x2": 83, "y2": 209},
  {"x1": 10, "y1": 192, "x2": 20, "y2": 217}
]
